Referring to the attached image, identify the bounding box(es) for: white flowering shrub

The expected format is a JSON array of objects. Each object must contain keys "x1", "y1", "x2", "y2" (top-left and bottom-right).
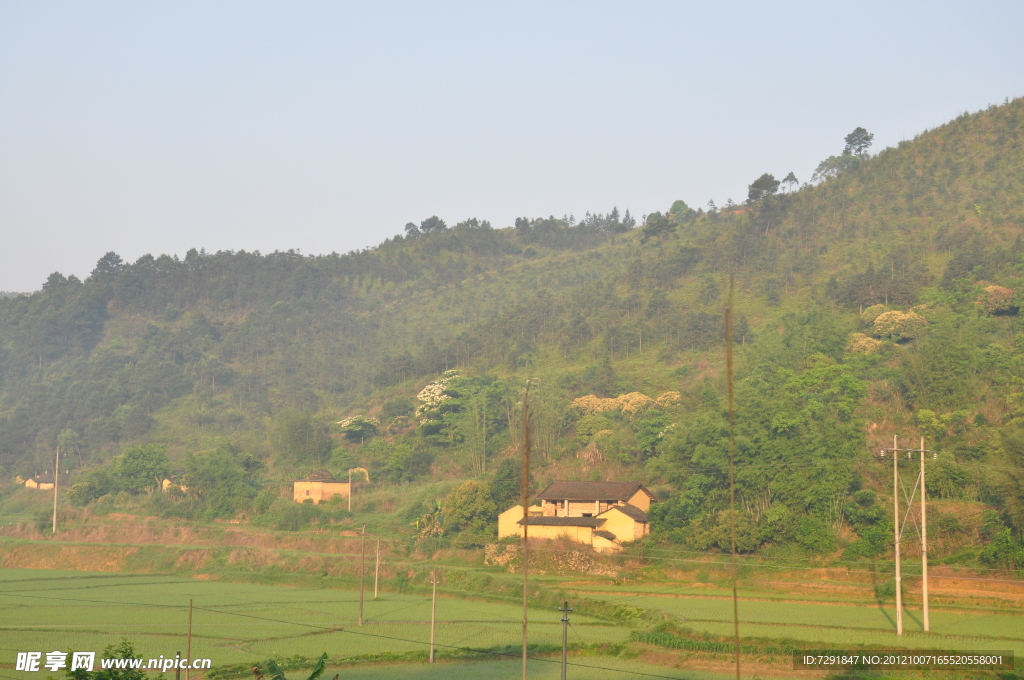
[
  {"x1": 415, "y1": 369, "x2": 460, "y2": 417},
  {"x1": 337, "y1": 415, "x2": 379, "y2": 441}
]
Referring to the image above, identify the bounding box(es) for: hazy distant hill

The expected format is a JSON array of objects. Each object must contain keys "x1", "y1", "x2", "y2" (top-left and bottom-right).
[{"x1": 2, "y1": 99, "x2": 1024, "y2": 561}]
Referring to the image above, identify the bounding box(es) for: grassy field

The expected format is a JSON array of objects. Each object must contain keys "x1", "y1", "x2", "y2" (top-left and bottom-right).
[
  {"x1": 290, "y1": 659, "x2": 733, "y2": 680},
  {"x1": 3, "y1": 567, "x2": 1024, "y2": 679},
  {"x1": 0, "y1": 570, "x2": 629, "y2": 670}
]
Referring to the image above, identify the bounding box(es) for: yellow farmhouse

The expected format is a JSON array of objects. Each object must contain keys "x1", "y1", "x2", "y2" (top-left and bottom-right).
[
  {"x1": 498, "y1": 481, "x2": 655, "y2": 552},
  {"x1": 24, "y1": 474, "x2": 55, "y2": 490},
  {"x1": 292, "y1": 469, "x2": 350, "y2": 504}
]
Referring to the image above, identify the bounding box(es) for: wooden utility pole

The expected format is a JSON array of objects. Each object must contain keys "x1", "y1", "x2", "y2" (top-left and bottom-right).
[
  {"x1": 348, "y1": 470, "x2": 352, "y2": 512},
  {"x1": 185, "y1": 599, "x2": 193, "y2": 680},
  {"x1": 374, "y1": 538, "x2": 380, "y2": 599},
  {"x1": 920, "y1": 436, "x2": 929, "y2": 632},
  {"x1": 358, "y1": 526, "x2": 366, "y2": 626},
  {"x1": 429, "y1": 573, "x2": 437, "y2": 664},
  {"x1": 52, "y1": 447, "x2": 60, "y2": 533},
  {"x1": 559, "y1": 601, "x2": 572, "y2": 680},
  {"x1": 893, "y1": 435, "x2": 903, "y2": 636}
]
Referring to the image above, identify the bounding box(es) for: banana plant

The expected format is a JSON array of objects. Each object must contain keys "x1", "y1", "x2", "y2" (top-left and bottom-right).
[{"x1": 264, "y1": 653, "x2": 327, "y2": 680}]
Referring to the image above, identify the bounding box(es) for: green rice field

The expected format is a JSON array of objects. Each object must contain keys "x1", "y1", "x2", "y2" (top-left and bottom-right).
[
  {"x1": 0, "y1": 570, "x2": 633, "y2": 674},
  {"x1": 3, "y1": 568, "x2": 1024, "y2": 678}
]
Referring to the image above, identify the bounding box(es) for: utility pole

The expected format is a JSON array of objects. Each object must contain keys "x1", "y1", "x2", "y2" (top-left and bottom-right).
[
  {"x1": 348, "y1": 469, "x2": 352, "y2": 512},
  {"x1": 175, "y1": 653, "x2": 181, "y2": 680},
  {"x1": 920, "y1": 436, "x2": 929, "y2": 632},
  {"x1": 878, "y1": 435, "x2": 934, "y2": 636},
  {"x1": 374, "y1": 538, "x2": 380, "y2": 599},
  {"x1": 358, "y1": 526, "x2": 365, "y2": 626},
  {"x1": 893, "y1": 434, "x2": 902, "y2": 636},
  {"x1": 185, "y1": 599, "x2": 193, "y2": 680},
  {"x1": 52, "y1": 446, "x2": 60, "y2": 534},
  {"x1": 519, "y1": 385, "x2": 532, "y2": 680},
  {"x1": 429, "y1": 572, "x2": 437, "y2": 664},
  {"x1": 559, "y1": 601, "x2": 572, "y2": 680}
]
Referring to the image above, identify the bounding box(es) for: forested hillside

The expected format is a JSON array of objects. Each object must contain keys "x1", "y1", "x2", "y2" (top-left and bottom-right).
[{"x1": 2, "y1": 99, "x2": 1024, "y2": 564}]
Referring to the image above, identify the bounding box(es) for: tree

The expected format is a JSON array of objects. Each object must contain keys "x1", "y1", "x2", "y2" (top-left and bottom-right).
[
  {"x1": 811, "y1": 154, "x2": 859, "y2": 183},
  {"x1": 490, "y1": 457, "x2": 520, "y2": 509},
  {"x1": 337, "y1": 415, "x2": 379, "y2": 442},
  {"x1": 419, "y1": 216, "x2": 447, "y2": 234},
  {"x1": 403, "y1": 222, "x2": 420, "y2": 237},
  {"x1": 669, "y1": 200, "x2": 693, "y2": 222},
  {"x1": 90, "y1": 252, "x2": 126, "y2": 280},
  {"x1": 183, "y1": 445, "x2": 259, "y2": 518},
  {"x1": 782, "y1": 172, "x2": 798, "y2": 192},
  {"x1": 747, "y1": 174, "x2": 780, "y2": 203},
  {"x1": 844, "y1": 127, "x2": 874, "y2": 157},
  {"x1": 270, "y1": 410, "x2": 333, "y2": 465},
  {"x1": 444, "y1": 480, "x2": 497, "y2": 536},
  {"x1": 992, "y1": 423, "x2": 1024, "y2": 531},
  {"x1": 88, "y1": 639, "x2": 146, "y2": 680},
  {"x1": 112, "y1": 444, "x2": 169, "y2": 494},
  {"x1": 640, "y1": 212, "x2": 674, "y2": 243}
]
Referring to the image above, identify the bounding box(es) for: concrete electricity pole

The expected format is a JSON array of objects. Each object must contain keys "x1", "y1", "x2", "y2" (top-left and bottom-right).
[
  {"x1": 185, "y1": 599, "x2": 193, "y2": 680},
  {"x1": 877, "y1": 435, "x2": 934, "y2": 636},
  {"x1": 892, "y1": 435, "x2": 902, "y2": 635},
  {"x1": 920, "y1": 436, "x2": 930, "y2": 632},
  {"x1": 559, "y1": 601, "x2": 572, "y2": 680},
  {"x1": 358, "y1": 526, "x2": 366, "y2": 626},
  {"x1": 429, "y1": 573, "x2": 437, "y2": 664},
  {"x1": 52, "y1": 446, "x2": 60, "y2": 534},
  {"x1": 374, "y1": 538, "x2": 380, "y2": 599}
]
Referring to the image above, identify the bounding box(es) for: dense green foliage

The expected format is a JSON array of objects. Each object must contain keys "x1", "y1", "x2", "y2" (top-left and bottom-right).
[{"x1": 2, "y1": 100, "x2": 1024, "y2": 558}]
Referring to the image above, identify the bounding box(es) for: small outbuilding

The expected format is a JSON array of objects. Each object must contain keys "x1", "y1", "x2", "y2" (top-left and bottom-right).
[
  {"x1": 24, "y1": 474, "x2": 55, "y2": 490},
  {"x1": 292, "y1": 469, "x2": 350, "y2": 504}
]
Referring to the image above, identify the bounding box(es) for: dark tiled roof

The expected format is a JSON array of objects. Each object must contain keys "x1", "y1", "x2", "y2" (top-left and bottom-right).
[
  {"x1": 602, "y1": 504, "x2": 648, "y2": 522},
  {"x1": 32, "y1": 475, "x2": 55, "y2": 484},
  {"x1": 517, "y1": 516, "x2": 605, "y2": 527},
  {"x1": 536, "y1": 481, "x2": 654, "y2": 502},
  {"x1": 593, "y1": 530, "x2": 618, "y2": 540},
  {"x1": 304, "y1": 469, "x2": 336, "y2": 482}
]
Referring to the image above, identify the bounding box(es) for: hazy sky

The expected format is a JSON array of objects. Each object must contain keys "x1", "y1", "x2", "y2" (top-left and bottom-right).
[{"x1": 2, "y1": 1, "x2": 1022, "y2": 291}]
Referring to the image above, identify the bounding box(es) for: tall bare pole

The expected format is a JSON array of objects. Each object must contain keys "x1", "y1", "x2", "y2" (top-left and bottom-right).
[
  {"x1": 520, "y1": 383, "x2": 532, "y2": 680},
  {"x1": 374, "y1": 538, "x2": 380, "y2": 599},
  {"x1": 920, "y1": 436, "x2": 929, "y2": 632},
  {"x1": 185, "y1": 599, "x2": 193, "y2": 680},
  {"x1": 348, "y1": 469, "x2": 352, "y2": 512},
  {"x1": 358, "y1": 526, "x2": 366, "y2": 625},
  {"x1": 429, "y1": 572, "x2": 437, "y2": 664},
  {"x1": 52, "y1": 446, "x2": 60, "y2": 533},
  {"x1": 893, "y1": 435, "x2": 903, "y2": 636},
  {"x1": 725, "y1": 275, "x2": 740, "y2": 680},
  {"x1": 559, "y1": 601, "x2": 572, "y2": 680}
]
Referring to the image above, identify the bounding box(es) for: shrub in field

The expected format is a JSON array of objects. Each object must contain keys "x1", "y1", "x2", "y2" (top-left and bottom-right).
[{"x1": 265, "y1": 653, "x2": 327, "y2": 680}]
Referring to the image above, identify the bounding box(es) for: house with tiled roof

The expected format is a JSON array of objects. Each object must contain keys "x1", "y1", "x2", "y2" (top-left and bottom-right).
[
  {"x1": 292, "y1": 469, "x2": 350, "y2": 504},
  {"x1": 497, "y1": 480, "x2": 655, "y2": 552},
  {"x1": 24, "y1": 473, "x2": 55, "y2": 490}
]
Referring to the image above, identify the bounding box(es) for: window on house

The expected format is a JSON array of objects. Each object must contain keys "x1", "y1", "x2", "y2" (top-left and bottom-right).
[{"x1": 582, "y1": 513, "x2": 592, "y2": 517}]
